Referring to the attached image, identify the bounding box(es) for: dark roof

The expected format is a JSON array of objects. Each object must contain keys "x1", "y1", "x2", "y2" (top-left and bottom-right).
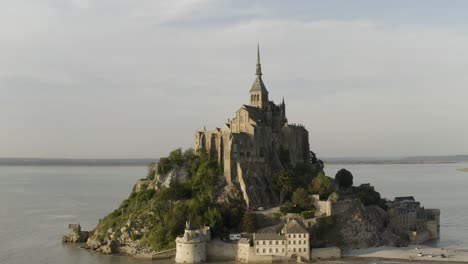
[
  {"x1": 249, "y1": 76, "x2": 268, "y2": 93},
  {"x1": 395, "y1": 196, "x2": 415, "y2": 202},
  {"x1": 284, "y1": 219, "x2": 308, "y2": 234},
  {"x1": 255, "y1": 233, "x2": 285, "y2": 240},
  {"x1": 238, "y1": 105, "x2": 263, "y2": 121}
]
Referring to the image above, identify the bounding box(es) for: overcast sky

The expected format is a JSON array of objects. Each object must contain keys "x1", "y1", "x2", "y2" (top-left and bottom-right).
[{"x1": 2, "y1": 0, "x2": 468, "y2": 159}]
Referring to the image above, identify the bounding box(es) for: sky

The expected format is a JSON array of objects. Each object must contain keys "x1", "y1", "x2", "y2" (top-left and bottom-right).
[{"x1": 2, "y1": 0, "x2": 468, "y2": 159}]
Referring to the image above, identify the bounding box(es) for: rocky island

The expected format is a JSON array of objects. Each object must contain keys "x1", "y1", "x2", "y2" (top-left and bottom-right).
[{"x1": 67, "y1": 47, "x2": 440, "y2": 262}]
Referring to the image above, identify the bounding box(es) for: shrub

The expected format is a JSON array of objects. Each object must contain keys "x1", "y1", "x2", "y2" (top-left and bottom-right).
[
  {"x1": 335, "y1": 168, "x2": 353, "y2": 189},
  {"x1": 309, "y1": 174, "x2": 334, "y2": 200},
  {"x1": 241, "y1": 213, "x2": 258, "y2": 233},
  {"x1": 301, "y1": 210, "x2": 316, "y2": 219},
  {"x1": 280, "y1": 201, "x2": 302, "y2": 214},
  {"x1": 292, "y1": 187, "x2": 313, "y2": 210}
]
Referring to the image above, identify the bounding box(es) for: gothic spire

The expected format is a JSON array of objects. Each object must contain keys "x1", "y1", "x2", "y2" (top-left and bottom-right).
[{"x1": 256, "y1": 43, "x2": 262, "y2": 77}]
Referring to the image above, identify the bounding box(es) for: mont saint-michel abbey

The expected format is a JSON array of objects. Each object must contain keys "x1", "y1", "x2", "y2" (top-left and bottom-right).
[{"x1": 194, "y1": 47, "x2": 311, "y2": 207}]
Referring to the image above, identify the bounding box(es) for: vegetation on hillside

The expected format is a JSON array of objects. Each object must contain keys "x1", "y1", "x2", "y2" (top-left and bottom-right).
[
  {"x1": 335, "y1": 168, "x2": 353, "y2": 189},
  {"x1": 94, "y1": 148, "x2": 244, "y2": 251}
]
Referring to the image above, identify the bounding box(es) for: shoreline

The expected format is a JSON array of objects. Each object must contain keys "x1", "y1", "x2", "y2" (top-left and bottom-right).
[{"x1": 344, "y1": 245, "x2": 468, "y2": 263}]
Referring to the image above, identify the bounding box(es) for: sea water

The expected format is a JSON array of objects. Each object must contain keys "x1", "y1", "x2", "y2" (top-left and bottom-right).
[{"x1": 0, "y1": 163, "x2": 467, "y2": 264}]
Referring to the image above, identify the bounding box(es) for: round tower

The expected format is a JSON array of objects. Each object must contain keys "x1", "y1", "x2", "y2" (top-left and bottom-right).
[{"x1": 175, "y1": 222, "x2": 208, "y2": 263}]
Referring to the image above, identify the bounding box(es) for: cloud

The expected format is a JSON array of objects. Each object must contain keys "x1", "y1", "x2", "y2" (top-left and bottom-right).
[{"x1": 1, "y1": 1, "x2": 468, "y2": 158}]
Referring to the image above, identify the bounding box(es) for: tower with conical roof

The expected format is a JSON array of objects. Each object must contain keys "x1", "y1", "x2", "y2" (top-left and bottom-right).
[
  {"x1": 249, "y1": 44, "x2": 269, "y2": 109},
  {"x1": 194, "y1": 45, "x2": 314, "y2": 209}
]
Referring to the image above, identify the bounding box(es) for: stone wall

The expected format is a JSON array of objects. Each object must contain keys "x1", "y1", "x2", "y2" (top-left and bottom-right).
[
  {"x1": 311, "y1": 247, "x2": 341, "y2": 260},
  {"x1": 206, "y1": 239, "x2": 237, "y2": 261},
  {"x1": 312, "y1": 195, "x2": 332, "y2": 216},
  {"x1": 408, "y1": 230, "x2": 430, "y2": 244},
  {"x1": 175, "y1": 242, "x2": 206, "y2": 263}
]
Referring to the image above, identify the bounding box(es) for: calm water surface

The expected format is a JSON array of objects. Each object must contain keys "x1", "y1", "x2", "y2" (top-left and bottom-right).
[
  {"x1": 326, "y1": 163, "x2": 468, "y2": 249},
  {"x1": 0, "y1": 164, "x2": 467, "y2": 264}
]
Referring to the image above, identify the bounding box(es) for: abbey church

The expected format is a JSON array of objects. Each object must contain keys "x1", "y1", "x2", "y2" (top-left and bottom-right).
[{"x1": 194, "y1": 47, "x2": 312, "y2": 208}]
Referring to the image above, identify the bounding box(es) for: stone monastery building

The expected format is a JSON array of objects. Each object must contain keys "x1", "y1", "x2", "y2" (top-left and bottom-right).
[{"x1": 194, "y1": 46, "x2": 311, "y2": 208}]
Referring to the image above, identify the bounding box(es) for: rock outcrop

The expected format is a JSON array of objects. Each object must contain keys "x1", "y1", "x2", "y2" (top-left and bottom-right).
[
  {"x1": 333, "y1": 199, "x2": 404, "y2": 249},
  {"x1": 62, "y1": 224, "x2": 90, "y2": 243}
]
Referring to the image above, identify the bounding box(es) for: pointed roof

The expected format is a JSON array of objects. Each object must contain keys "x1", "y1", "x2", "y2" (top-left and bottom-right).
[{"x1": 250, "y1": 44, "x2": 268, "y2": 94}]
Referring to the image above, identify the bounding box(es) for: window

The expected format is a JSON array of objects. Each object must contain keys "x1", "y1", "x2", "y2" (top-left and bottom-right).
[
  {"x1": 282, "y1": 241, "x2": 284, "y2": 245},
  {"x1": 299, "y1": 248, "x2": 301, "y2": 252},
  {"x1": 293, "y1": 234, "x2": 296, "y2": 238},
  {"x1": 263, "y1": 249, "x2": 265, "y2": 253},
  {"x1": 304, "y1": 248, "x2": 307, "y2": 252},
  {"x1": 257, "y1": 241, "x2": 259, "y2": 245},
  {"x1": 282, "y1": 248, "x2": 284, "y2": 253},
  {"x1": 269, "y1": 241, "x2": 272, "y2": 245},
  {"x1": 276, "y1": 248, "x2": 278, "y2": 253},
  {"x1": 294, "y1": 248, "x2": 296, "y2": 252},
  {"x1": 298, "y1": 240, "x2": 301, "y2": 244},
  {"x1": 269, "y1": 248, "x2": 272, "y2": 253},
  {"x1": 293, "y1": 241, "x2": 296, "y2": 245},
  {"x1": 275, "y1": 241, "x2": 278, "y2": 245},
  {"x1": 298, "y1": 234, "x2": 301, "y2": 238},
  {"x1": 263, "y1": 241, "x2": 265, "y2": 245},
  {"x1": 288, "y1": 241, "x2": 290, "y2": 245},
  {"x1": 256, "y1": 249, "x2": 259, "y2": 253}
]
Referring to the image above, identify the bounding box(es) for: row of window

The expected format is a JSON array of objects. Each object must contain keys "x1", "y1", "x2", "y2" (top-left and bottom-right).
[
  {"x1": 251, "y1": 94, "x2": 261, "y2": 102},
  {"x1": 257, "y1": 248, "x2": 285, "y2": 254},
  {"x1": 256, "y1": 239, "x2": 309, "y2": 246},
  {"x1": 289, "y1": 240, "x2": 307, "y2": 245},
  {"x1": 288, "y1": 234, "x2": 306, "y2": 238},
  {"x1": 256, "y1": 248, "x2": 308, "y2": 254}
]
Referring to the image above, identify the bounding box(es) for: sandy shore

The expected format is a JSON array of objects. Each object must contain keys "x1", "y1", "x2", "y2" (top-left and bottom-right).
[{"x1": 344, "y1": 245, "x2": 468, "y2": 263}]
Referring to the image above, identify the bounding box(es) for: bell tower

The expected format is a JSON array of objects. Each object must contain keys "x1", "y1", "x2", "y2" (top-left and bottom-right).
[{"x1": 249, "y1": 44, "x2": 269, "y2": 109}]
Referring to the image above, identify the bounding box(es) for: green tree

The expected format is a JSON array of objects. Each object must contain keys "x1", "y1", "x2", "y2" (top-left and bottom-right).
[
  {"x1": 147, "y1": 161, "x2": 157, "y2": 180},
  {"x1": 273, "y1": 170, "x2": 295, "y2": 203},
  {"x1": 168, "y1": 148, "x2": 184, "y2": 166},
  {"x1": 241, "y1": 213, "x2": 257, "y2": 233},
  {"x1": 354, "y1": 184, "x2": 384, "y2": 207},
  {"x1": 309, "y1": 174, "x2": 334, "y2": 200},
  {"x1": 335, "y1": 168, "x2": 353, "y2": 189},
  {"x1": 292, "y1": 187, "x2": 312, "y2": 210}
]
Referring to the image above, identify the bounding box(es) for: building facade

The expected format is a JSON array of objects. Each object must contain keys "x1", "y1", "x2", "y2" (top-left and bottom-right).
[
  {"x1": 194, "y1": 46, "x2": 311, "y2": 208},
  {"x1": 251, "y1": 219, "x2": 310, "y2": 261},
  {"x1": 175, "y1": 222, "x2": 211, "y2": 263},
  {"x1": 387, "y1": 196, "x2": 440, "y2": 244}
]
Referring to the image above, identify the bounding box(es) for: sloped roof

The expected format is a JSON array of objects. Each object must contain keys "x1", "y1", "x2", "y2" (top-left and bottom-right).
[
  {"x1": 255, "y1": 233, "x2": 286, "y2": 240},
  {"x1": 284, "y1": 219, "x2": 308, "y2": 234},
  {"x1": 250, "y1": 76, "x2": 268, "y2": 93}
]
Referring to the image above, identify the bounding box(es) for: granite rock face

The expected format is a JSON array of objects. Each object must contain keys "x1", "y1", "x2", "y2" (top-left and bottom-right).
[
  {"x1": 333, "y1": 199, "x2": 404, "y2": 249},
  {"x1": 62, "y1": 224, "x2": 89, "y2": 243}
]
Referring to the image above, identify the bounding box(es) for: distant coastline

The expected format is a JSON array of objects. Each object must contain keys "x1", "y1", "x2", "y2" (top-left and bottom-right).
[
  {"x1": 0, "y1": 158, "x2": 157, "y2": 166},
  {"x1": 457, "y1": 168, "x2": 468, "y2": 172},
  {"x1": 1, "y1": 155, "x2": 467, "y2": 166},
  {"x1": 324, "y1": 155, "x2": 468, "y2": 165}
]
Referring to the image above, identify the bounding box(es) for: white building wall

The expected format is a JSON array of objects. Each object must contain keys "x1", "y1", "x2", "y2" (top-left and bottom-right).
[
  {"x1": 286, "y1": 233, "x2": 309, "y2": 260},
  {"x1": 175, "y1": 242, "x2": 206, "y2": 263},
  {"x1": 254, "y1": 240, "x2": 286, "y2": 256}
]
